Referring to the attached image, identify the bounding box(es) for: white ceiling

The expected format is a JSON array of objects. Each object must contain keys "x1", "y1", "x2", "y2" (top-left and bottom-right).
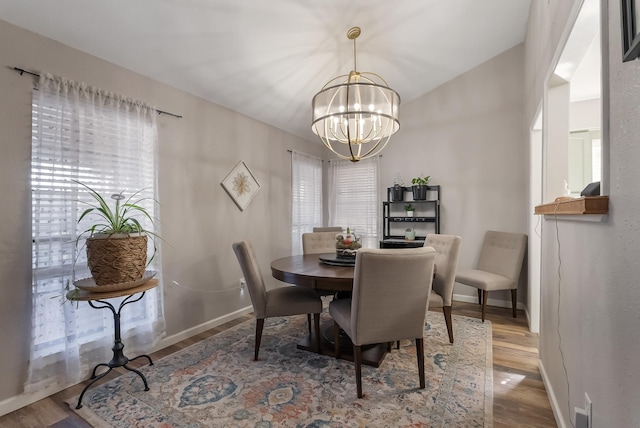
[{"x1": 0, "y1": 0, "x2": 532, "y2": 142}]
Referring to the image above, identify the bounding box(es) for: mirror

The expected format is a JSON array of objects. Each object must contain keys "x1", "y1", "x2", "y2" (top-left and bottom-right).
[
  {"x1": 569, "y1": 129, "x2": 601, "y2": 195},
  {"x1": 547, "y1": 0, "x2": 603, "y2": 199}
]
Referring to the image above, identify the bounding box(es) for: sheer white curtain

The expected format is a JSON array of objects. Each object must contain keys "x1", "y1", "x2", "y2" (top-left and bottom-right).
[
  {"x1": 26, "y1": 73, "x2": 165, "y2": 392},
  {"x1": 291, "y1": 151, "x2": 323, "y2": 255},
  {"x1": 328, "y1": 157, "x2": 380, "y2": 248}
]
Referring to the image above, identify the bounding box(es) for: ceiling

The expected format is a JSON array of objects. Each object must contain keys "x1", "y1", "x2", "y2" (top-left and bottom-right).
[{"x1": 0, "y1": 0, "x2": 532, "y2": 142}]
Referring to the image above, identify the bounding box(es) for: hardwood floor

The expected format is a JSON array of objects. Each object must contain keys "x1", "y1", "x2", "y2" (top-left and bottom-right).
[
  {"x1": 0, "y1": 302, "x2": 556, "y2": 427},
  {"x1": 454, "y1": 302, "x2": 558, "y2": 428}
]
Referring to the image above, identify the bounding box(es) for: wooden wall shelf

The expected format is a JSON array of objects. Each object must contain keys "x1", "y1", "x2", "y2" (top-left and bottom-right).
[{"x1": 534, "y1": 196, "x2": 609, "y2": 215}]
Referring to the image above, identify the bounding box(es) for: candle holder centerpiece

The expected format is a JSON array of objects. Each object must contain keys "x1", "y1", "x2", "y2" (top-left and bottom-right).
[{"x1": 335, "y1": 227, "x2": 362, "y2": 259}]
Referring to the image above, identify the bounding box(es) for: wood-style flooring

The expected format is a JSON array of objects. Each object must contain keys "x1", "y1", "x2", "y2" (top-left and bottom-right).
[{"x1": 0, "y1": 302, "x2": 557, "y2": 427}]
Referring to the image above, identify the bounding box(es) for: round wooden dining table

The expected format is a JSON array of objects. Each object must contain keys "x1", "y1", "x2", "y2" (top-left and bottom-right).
[
  {"x1": 271, "y1": 252, "x2": 435, "y2": 291},
  {"x1": 270, "y1": 253, "x2": 355, "y2": 292}
]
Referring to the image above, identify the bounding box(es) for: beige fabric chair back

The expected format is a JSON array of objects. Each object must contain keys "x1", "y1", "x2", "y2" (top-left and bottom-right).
[
  {"x1": 313, "y1": 226, "x2": 342, "y2": 232},
  {"x1": 425, "y1": 234, "x2": 462, "y2": 307},
  {"x1": 232, "y1": 241, "x2": 268, "y2": 318},
  {"x1": 302, "y1": 232, "x2": 337, "y2": 254},
  {"x1": 477, "y1": 231, "x2": 527, "y2": 288},
  {"x1": 350, "y1": 247, "x2": 436, "y2": 346}
]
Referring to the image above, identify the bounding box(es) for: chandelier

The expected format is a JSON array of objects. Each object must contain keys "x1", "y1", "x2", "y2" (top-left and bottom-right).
[{"x1": 312, "y1": 27, "x2": 400, "y2": 162}]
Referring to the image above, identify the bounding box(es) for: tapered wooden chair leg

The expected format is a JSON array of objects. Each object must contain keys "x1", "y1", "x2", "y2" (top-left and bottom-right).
[
  {"x1": 416, "y1": 338, "x2": 425, "y2": 389},
  {"x1": 481, "y1": 291, "x2": 489, "y2": 322},
  {"x1": 333, "y1": 321, "x2": 340, "y2": 358},
  {"x1": 477, "y1": 288, "x2": 483, "y2": 305},
  {"x1": 313, "y1": 313, "x2": 321, "y2": 352},
  {"x1": 307, "y1": 314, "x2": 312, "y2": 334},
  {"x1": 443, "y1": 306, "x2": 454, "y2": 343},
  {"x1": 254, "y1": 318, "x2": 265, "y2": 360},
  {"x1": 354, "y1": 345, "x2": 363, "y2": 398},
  {"x1": 511, "y1": 289, "x2": 518, "y2": 318}
]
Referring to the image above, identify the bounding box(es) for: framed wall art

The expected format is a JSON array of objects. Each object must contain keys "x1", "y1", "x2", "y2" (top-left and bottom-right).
[
  {"x1": 221, "y1": 161, "x2": 261, "y2": 211},
  {"x1": 622, "y1": 0, "x2": 640, "y2": 61}
]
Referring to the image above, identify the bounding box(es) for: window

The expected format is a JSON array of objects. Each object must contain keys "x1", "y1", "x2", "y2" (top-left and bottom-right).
[
  {"x1": 291, "y1": 151, "x2": 323, "y2": 255},
  {"x1": 328, "y1": 157, "x2": 380, "y2": 248},
  {"x1": 26, "y1": 74, "x2": 165, "y2": 392}
]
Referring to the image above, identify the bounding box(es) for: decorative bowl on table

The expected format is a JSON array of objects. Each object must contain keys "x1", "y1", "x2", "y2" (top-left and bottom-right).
[{"x1": 335, "y1": 228, "x2": 362, "y2": 260}]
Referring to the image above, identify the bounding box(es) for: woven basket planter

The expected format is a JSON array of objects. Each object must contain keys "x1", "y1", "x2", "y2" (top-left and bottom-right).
[{"x1": 86, "y1": 233, "x2": 148, "y2": 285}]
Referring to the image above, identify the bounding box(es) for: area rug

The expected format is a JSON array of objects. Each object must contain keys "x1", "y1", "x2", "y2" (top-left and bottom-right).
[{"x1": 69, "y1": 311, "x2": 493, "y2": 427}]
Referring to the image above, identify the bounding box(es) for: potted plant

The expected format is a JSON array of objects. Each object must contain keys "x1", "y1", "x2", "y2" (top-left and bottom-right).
[
  {"x1": 74, "y1": 180, "x2": 159, "y2": 286},
  {"x1": 404, "y1": 203, "x2": 415, "y2": 217},
  {"x1": 391, "y1": 174, "x2": 405, "y2": 201},
  {"x1": 411, "y1": 175, "x2": 430, "y2": 200},
  {"x1": 404, "y1": 227, "x2": 415, "y2": 241}
]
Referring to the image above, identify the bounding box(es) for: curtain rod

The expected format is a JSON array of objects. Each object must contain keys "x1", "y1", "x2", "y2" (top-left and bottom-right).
[{"x1": 13, "y1": 67, "x2": 183, "y2": 119}]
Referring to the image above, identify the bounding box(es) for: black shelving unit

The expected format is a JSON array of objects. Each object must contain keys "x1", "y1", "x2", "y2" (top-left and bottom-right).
[{"x1": 380, "y1": 185, "x2": 440, "y2": 249}]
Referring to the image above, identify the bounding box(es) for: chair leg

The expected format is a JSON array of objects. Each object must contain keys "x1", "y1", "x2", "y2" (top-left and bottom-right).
[
  {"x1": 511, "y1": 289, "x2": 518, "y2": 318},
  {"x1": 333, "y1": 320, "x2": 340, "y2": 358},
  {"x1": 307, "y1": 314, "x2": 312, "y2": 334},
  {"x1": 481, "y1": 290, "x2": 488, "y2": 322},
  {"x1": 254, "y1": 318, "x2": 265, "y2": 360},
  {"x1": 477, "y1": 288, "x2": 483, "y2": 305},
  {"x1": 314, "y1": 313, "x2": 321, "y2": 352},
  {"x1": 354, "y1": 344, "x2": 363, "y2": 398},
  {"x1": 416, "y1": 338, "x2": 425, "y2": 389},
  {"x1": 442, "y1": 306, "x2": 454, "y2": 343}
]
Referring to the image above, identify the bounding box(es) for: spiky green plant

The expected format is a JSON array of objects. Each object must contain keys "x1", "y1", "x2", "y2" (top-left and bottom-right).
[{"x1": 73, "y1": 179, "x2": 160, "y2": 264}]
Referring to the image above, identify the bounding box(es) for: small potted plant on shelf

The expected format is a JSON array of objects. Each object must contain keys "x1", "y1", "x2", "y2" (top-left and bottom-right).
[
  {"x1": 404, "y1": 203, "x2": 415, "y2": 217},
  {"x1": 411, "y1": 175, "x2": 430, "y2": 200},
  {"x1": 391, "y1": 174, "x2": 405, "y2": 201},
  {"x1": 404, "y1": 227, "x2": 416, "y2": 241},
  {"x1": 74, "y1": 180, "x2": 160, "y2": 287}
]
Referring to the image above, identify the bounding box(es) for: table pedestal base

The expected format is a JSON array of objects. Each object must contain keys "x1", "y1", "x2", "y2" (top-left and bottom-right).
[{"x1": 297, "y1": 324, "x2": 388, "y2": 368}]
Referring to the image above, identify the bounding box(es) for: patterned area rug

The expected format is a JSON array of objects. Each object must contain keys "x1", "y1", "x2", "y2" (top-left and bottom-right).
[{"x1": 69, "y1": 311, "x2": 493, "y2": 427}]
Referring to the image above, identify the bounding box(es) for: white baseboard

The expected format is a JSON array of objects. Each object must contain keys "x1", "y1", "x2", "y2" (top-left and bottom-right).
[
  {"x1": 538, "y1": 359, "x2": 566, "y2": 428},
  {"x1": 153, "y1": 305, "x2": 253, "y2": 352},
  {"x1": 452, "y1": 293, "x2": 525, "y2": 310},
  {"x1": 523, "y1": 306, "x2": 532, "y2": 331},
  {"x1": 0, "y1": 306, "x2": 253, "y2": 418},
  {"x1": 0, "y1": 382, "x2": 74, "y2": 418}
]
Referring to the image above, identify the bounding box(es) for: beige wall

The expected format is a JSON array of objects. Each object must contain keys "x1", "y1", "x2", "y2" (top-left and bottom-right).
[
  {"x1": 526, "y1": 0, "x2": 640, "y2": 426},
  {"x1": 0, "y1": 19, "x2": 326, "y2": 408},
  {"x1": 380, "y1": 44, "x2": 529, "y2": 307}
]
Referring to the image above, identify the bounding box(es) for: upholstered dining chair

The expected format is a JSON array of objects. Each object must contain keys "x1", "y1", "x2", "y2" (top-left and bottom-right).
[
  {"x1": 312, "y1": 226, "x2": 343, "y2": 232},
  {"x1": 455, "y1": 230, "x2": 527, "y2": 322},
  {"x1": 424, "y1": 233, "x2": 462, "y2": 343},
  {"x1": 329, "y1": 247, "x2": 436, "y2": 398},
  {"x1": 232, "y1": 241, "x2": 322, "y2": 360},
  {"x1": 302, "y1": 231, "x2": 338, "y2": 254},
  {"x1": 302, "y1": 231, "x2": 341, "y2": 298}
]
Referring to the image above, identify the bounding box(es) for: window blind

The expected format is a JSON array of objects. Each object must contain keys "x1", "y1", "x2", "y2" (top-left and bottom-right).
[{"x1": 328, "y1": 157, "x2": 380, "y2": 248}]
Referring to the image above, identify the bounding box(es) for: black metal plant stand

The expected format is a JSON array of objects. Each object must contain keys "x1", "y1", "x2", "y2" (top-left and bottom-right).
[{"x1": 75, "y1": 292, "x2": 153, "y2": 409}]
